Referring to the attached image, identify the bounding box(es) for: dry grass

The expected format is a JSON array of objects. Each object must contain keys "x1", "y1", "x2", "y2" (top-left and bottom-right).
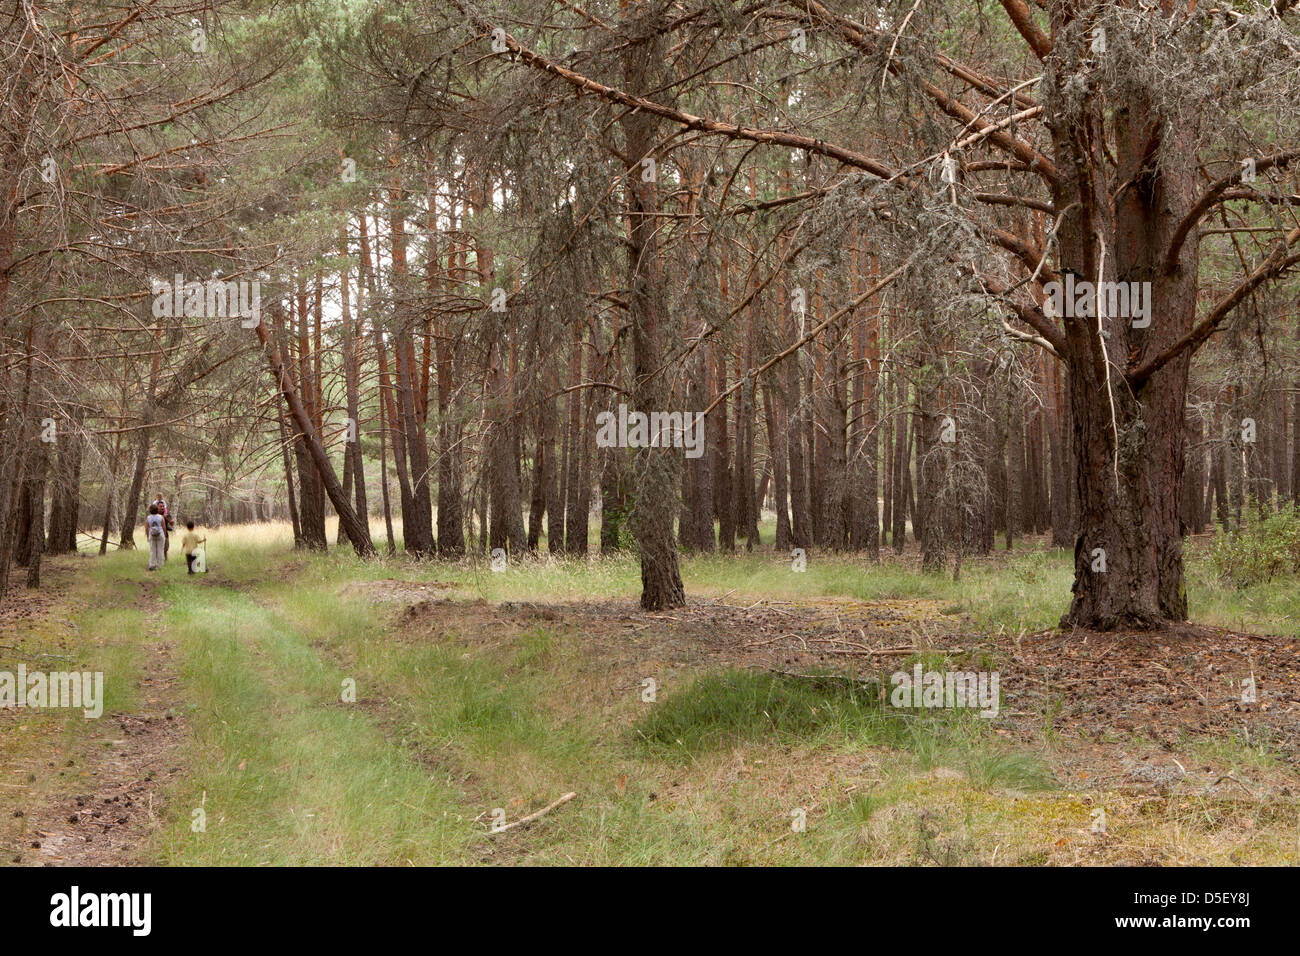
[{"x1": 3, "y1": 520, "x2": 1295, "y2": 865}]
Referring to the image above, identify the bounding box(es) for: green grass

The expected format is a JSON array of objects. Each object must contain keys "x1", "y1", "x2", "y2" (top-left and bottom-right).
[
  {"x1": 92, "y1": 515, "x2": 1300, "y2": 639},
  {"x1": 962, "y1": 747, "x2": 1058, "y2": 791},
  {"x1": 6, "y1": 517, "x2": 1293, "y2": 865},
  {"x1": 632, "y1": 667, "x2": 1055, "y2": 789},
  {"x1": 633, "y1": 670, "x2": 899, "y2": 756},
  {"x1": 1186, "y1": 559, "x2": 1300, "y2": 637},
  {"x1": 153, "y1": 577, "x2": 476, "y2": 865},
  {"x1": 148, "y1": 536, "x2": 1064, "y2": 863}
]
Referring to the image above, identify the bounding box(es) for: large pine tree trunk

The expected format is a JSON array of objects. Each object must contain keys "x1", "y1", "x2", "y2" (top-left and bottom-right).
[
  {"x1": 1051, "y1": 81, "x2": 1198, "y2": 629},
  {"x1": 1064, "y1": 346, "x2": 1191, "y2": 627},
  {"x1": 622, "y1": 3, "x2": 683, "y2": 610}
]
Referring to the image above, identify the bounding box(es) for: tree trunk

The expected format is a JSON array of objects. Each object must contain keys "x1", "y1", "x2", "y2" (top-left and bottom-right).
[
  {"x1": 340, "y1": 228, "x2": 368, "y2": 536},
  {"x1": 118, "y1": 435, "x2": 149, "y2": 550},
  {"x1": 255, "y1": 319, "x2": 375, "y2": 557},
  {"x1": 764, "y1": 373, "x2": 791, "y2": 551},
  {"x1": 47, "y1": 416, "x2": 82, "y2": 555},
  {"x1": 1051, "y1": 80, "x2": 1198, "y2": 629},
  {"x1": 891, "y1": 378, "x2": 908, "y2": 554},
  {"x1": 291, "y1": 288, "x2": 327, "y2": 550},
  {"x1": 621, "y1": 5, "x2": 684, "y2": 610},
  {"x1": 390, "y1": 195, "x2": 436, "y2": 556}
]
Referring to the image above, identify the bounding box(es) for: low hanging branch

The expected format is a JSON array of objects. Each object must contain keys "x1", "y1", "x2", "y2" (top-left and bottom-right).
[
  {"x1": 253, "y1": 318, "x2": 376, "y2": 558},
  {"x1": 1129, "y1": 227, "x2": 1300, "y2": 384},
  {"x1": 448, "y1": 5, "x2": 902, "y2": 181},
  {"x1": 453, "y1": 6, "x2": 1073, "y2": 364}
]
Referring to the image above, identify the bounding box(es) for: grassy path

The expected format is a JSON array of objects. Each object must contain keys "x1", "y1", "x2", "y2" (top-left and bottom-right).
[
  {"x1": 142, "y1": 541, "x2": 1081, "y2": 865},
  {"x1": 150, "y1": 549, "x2": 479, "y2": 865},
  {"x1": 0, "y1": 555, "x2": 183, "y2": 864},
  {"x1": 5, "y1": 523, "x2": 1297, "y2": 865}
]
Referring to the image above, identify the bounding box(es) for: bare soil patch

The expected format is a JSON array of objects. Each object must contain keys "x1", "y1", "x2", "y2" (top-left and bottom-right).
[
  {"x1": 1, "y1": 557, "x2": 186, "y2": 866},
  {"x1": 389, "y1": 593, "x2": 1300, "y2": 797}
]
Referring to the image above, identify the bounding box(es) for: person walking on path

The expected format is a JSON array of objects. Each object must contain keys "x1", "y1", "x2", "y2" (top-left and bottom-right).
[
  {"x1": 146, "y1": 505, "x2": 166, "y2": 571},
  {"x1": 181, "y1": 521, "x2": 207, "y2": 575},
  {"x1": 152, "y1": 494, "x2": 172, "y2": 561}
]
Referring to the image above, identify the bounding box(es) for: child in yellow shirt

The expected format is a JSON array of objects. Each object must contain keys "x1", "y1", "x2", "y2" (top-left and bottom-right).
[{"x1": 181, "y1": 521, "x2": 206, "y2": 574}]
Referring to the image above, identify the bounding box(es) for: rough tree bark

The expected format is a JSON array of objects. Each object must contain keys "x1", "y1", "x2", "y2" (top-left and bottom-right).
[{"x1": 622, "y1": 2, "x2": 684, "y2": 610}]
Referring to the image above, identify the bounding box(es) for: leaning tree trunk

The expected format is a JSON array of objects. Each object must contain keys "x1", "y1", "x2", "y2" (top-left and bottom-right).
[{"x1": 255, "y1": 320, "x2": 375, "y2": 558}]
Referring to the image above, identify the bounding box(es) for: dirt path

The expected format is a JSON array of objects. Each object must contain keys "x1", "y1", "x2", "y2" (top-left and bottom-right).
[{"x1": 1, "y1": 557, "x2": 187, "y2": 865}]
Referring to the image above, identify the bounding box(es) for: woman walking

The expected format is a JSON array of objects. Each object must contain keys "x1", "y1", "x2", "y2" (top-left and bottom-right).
[
  {"x1": 152, "y1": 493, "x2": 172, "y2": 561},
  {"x1": 146, "y1": 505, "x2": 166, "y2": 571}
]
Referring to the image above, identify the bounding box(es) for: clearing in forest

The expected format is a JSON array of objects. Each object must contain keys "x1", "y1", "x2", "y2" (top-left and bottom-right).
[{"x1": 2, "y1": 524, "x2": 1295, "y2": 866}]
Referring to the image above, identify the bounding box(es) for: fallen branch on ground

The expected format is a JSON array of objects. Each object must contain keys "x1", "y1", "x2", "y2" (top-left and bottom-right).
[{"x1": 488, "y1": 792, "x2": 578, "y2": 836}]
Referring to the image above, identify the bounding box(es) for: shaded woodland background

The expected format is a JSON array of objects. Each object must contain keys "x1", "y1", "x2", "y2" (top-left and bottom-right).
[{"x1": 2, "y1": 0, "x2": 1298, "y2": 625}]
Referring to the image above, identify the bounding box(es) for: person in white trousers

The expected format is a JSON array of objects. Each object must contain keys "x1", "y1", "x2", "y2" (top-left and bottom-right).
[{"x1": 146, "y1": 505, "x2": 166, "y2": 571}]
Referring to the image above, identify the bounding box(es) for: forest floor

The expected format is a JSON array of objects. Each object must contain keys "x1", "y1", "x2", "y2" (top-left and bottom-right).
[{"x1": 1, "y1": 521, "x2": 1297, "y2": 865}]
